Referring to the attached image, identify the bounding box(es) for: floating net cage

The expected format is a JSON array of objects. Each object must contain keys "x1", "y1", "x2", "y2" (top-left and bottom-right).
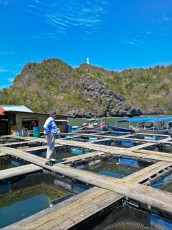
[
  {"x1": 151, "y1": 173, "x2": 172, "y2": 191},
  {"x1": 89, "y1": 172, "x2": 171, "y2": 230},
  {"x1": 87, "y1": 203, "x2": 172, "y2": 230}
]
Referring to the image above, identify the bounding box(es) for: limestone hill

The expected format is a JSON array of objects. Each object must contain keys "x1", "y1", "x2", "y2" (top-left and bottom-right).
[{"x1": 0, "y1": 58, "x2": 171, "y2": 117}]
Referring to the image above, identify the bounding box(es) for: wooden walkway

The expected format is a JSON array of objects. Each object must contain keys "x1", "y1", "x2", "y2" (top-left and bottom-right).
[
  {"x1": 79, "y1": 132, "x2": 171, "y2": 143},
  {"x1": 1, "y1": 146, "x2": 172, "y2": 213},
  {"x1": 58, "y1": 138, "x2": 172, "y2": 162},
  {"x1": 0, "y1": 140, "x2": 35, "y2": 147},
  {"x1": 0, "y1": 135, "x2": 172, "y2": 229},
  {"x1": 124, "y1": 161, "x2": 172, "y2": 183},
  {"x1": 132, "y1": 149, "x2": 172, "y2": 159},
  {"x1": 0, "y1": 164, "x2": 42, "y2": 180},
  {"x1": 25, "y1": 144, "x2": 62, "y2": 153},
  {"x1": 5, "y1": 187, "x2": 122, "y2": 230},
  {"x1": 62, "y1": 151, "x2": 107, "y2": 164}
]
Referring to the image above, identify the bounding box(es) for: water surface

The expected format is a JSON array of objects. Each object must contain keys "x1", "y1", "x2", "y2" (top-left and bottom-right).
[{"x1": 0, "y1": 184, "x2": 66, "y2": 228}]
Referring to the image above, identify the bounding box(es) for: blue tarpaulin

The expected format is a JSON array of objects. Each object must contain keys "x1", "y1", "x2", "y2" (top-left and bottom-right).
[{"x1": 119, "y1": 158, "x2": 138, "y2": 167}]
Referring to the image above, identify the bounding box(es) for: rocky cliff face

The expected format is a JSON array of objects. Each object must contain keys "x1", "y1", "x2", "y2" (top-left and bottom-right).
[{"x1": 66, "y1": 74, "x2": 141, "y2": 117}]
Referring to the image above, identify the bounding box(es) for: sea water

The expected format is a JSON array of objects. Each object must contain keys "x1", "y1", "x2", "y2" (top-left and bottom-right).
[
  {"x1": 31, "y1": 146, "x2": 91, "y2": 162},
  {"x1": 73, "y1": 156, "x2": 151, "y2": 179},
  {"x1": 152, "y1": 173, "x2": 172, "y2": 193},
  {"x1": 0, "y1": 184, "x2": 66, "y2": 228}
]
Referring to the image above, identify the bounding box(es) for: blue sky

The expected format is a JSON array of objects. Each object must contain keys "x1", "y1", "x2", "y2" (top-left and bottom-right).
[{"x1": 0, "y1": 0, "x2": 172, "y2": 89}]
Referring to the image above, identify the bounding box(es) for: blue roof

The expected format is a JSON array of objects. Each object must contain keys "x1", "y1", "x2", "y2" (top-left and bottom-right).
[
  {"x1": 117, "y1": 116, "x2": 172, "y2": 123},
  {"x1": 158, "y1": 117, "x2": 172, "y2": 121},
  {"x1": 1, "y1": 105, "x2": 33, "y2": 113},
  {"x1": 117, "y1": 117, "x2": 154, "y2": 123}
]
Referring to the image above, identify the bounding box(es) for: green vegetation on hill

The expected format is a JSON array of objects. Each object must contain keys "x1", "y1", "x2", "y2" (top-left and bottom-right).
[
  {"x1": 79, "y1": 64, "x2": 172, "y2": 115},
  {"x1": 0, "y1": 59, "x2": 84, "y2": 113},
  {"x1": 0, "y1": 58, "x2": 172, "y2": 116}
]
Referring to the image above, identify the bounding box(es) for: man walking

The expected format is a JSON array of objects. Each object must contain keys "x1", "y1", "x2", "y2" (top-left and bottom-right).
[{"x1": 43, "y1": 111, "x2": 58, "y2": 166}]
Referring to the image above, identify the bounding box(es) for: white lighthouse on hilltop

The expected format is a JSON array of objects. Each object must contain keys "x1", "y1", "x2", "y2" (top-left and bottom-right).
[{"x1": 86, "y1": 57, "x2": 90, "y2": 64}]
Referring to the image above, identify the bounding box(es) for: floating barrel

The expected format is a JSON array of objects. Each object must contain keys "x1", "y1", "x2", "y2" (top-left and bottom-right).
[
  {"x1": 89, "y1": 137, "x2": 98, "y2": 141},
  {"x1": 72, "y1": 149, "x2": 83, "y2": 155},
  {"x1": 67, "y1": 125, "x2": 72, "y2": 131},
  {"x1": 18, "y1": 131, "x2": 22, "y2": 137},
  {"x1": 33, "y1": 126, "x2": 40, "y2": 137},
  {"x1": 121, "y1": 141, "x2": 134, "y2": 147},
  {"x1": 119, "y1": 158, "x2": 139, "y2": 167}
]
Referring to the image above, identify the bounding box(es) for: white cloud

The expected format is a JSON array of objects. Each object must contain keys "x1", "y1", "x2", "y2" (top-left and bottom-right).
[{"x1": 29, "y1": 0, "x2": 110, "y2": 35}]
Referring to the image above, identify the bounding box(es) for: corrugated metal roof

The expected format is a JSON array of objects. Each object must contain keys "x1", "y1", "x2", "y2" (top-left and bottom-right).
[{"x1": 0, "y1": 105, "x2": 33, "y2": 113}]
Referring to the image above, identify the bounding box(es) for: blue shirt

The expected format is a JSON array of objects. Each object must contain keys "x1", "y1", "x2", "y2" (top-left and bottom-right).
[{"x1": 43, "y1": 117, "x2": 58, "y2": 135}]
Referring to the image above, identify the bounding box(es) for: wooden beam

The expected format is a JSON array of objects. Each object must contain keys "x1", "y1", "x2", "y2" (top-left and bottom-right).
[{"x1": 0, "y1": 164, "x2": 42, "y2": 180}]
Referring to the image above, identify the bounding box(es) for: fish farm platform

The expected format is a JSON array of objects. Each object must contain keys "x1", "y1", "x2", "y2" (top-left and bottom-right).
[
  {"x1": 9, "y1": 187, "x2": 123, "y2": 230},
  {"x1": 0, "y1": 133, "x2": 172, "y2": 229}
]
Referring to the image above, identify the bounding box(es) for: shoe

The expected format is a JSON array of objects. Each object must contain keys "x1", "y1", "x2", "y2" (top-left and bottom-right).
[{"x1": 45, "y1": 161, "x2": 53, "y2": 166}]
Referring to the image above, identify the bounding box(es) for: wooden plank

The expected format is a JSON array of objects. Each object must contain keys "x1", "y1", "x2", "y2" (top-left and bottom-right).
[
  {"x1": 36, "y1": 190, "x2": 113, "y2": 229},
  {"x1": 55, "y1": 163, "x2": 120, "y2": 185},
  {"x1": 0, "y1": 147, "x2": 46, "y2": 163},
  {"x1": 129, "y1": 142, "x2": 155, "y2": 150},
  {"x1": 58, "y1": 192, "x2": 122, "y2": 230},
  {"x1": 25, "y1": 144, "x2": 62, "y2": 152},
  {"x1": 4, "y1": 187, "x2": 98, "y2": 229},
  {"x1": 130, "y1": 152, "x2": 172, "y2": 162},
  {"x1": 56, "y1": 165, "x2": 172, "y2": 215},
  {"x1": 1, "y1": 138, "x2": 172, "y2": 224},
  {"x1": 0, "y1": 146, "x2": 171, "y2": 188},
  {"x1": 0, "y1": 164, "x2": 42, "y2": 180},
  {"x1": 0, "y1": 140, "x2": 39, "y2": 147},
  {"x1": 132, "y1": 149, "x2": 172, "y2": 159},
  {"x1": 123, "y1": 161, "x2": 172, "y2": 182},
  {"x1": 16, "y1": 184, "x2": 171, "y2": 230},
  {"x1": 62, "y1": 151, "x2": 107, "y2": 164},
  {"x1": 5, "y1": 187, "x2": 100, "y2": 229},
  {"x1": 121, "y1": 135, "x2": 171, "y2": 142},
  {"x1": 54, "y1": 138, "x2": 171, "y2": 159},
  {"x1": 16, "y1": 188, "x2": 110, "y2": 229},
  {"x1": 25, "y1": 145, "x2": 47, "y2": 152},
  {"x1": 97, "y1": 182, "x2": 172, "y2": 215},
  {"x1": 54, "y1": 139, "x2": 126, "y2": 155},
  {"x1": 0, "y1": 147, "x2": 119, "y2": 185},
  {"x1": 122, "y1": 184, "x2": 172, "y2": 214},
  {"x1": 17, "y1": 189, "x2": 122, "y2": 230},
  {"x1": 92, "y1": 137, "x2": 113, "y2": 143},
  {"x1": 38, "y1": 191, "x2": 121, "y2": 230},
  {"x1": 14, "y1": 136, "x2": 47, "y2": 144}
]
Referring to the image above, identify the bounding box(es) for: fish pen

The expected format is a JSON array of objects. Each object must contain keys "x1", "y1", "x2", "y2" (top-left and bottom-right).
[
  {"x1": 0, "y1": 170, "x2": 75, "y2": 229},
  {"x1": 27, "y1": 145, "x2": 93, "y2": 163},
  {"x1": 142, "y1": 142, "x2": 172, "y2": 153},
  {"x1": 70, "y1": 154, "x2": 153, "y2": 179},
  {"x1": 0, "y1": 134, "x2": 172, "y2": 229}
]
